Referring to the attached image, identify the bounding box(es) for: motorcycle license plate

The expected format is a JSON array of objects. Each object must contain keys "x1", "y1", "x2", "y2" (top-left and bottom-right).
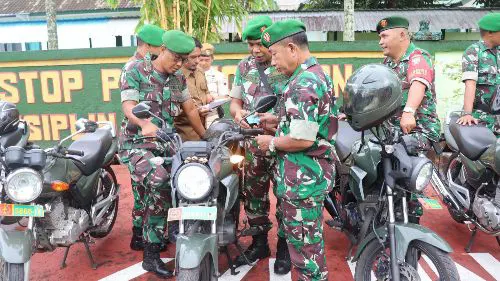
[
  {"x1": 167, "y1": 206, "x2": 217, "y2": 221},
  {"x1": 0, "y1": 203, "x2": 44, "y2": 217}
]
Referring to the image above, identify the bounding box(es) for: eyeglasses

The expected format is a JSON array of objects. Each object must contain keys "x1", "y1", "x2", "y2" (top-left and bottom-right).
[{"x1": 163, "y1": 47, "x2": 188, "y2": 63}]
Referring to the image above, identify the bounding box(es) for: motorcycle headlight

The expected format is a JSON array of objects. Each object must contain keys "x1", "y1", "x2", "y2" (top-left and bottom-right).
[
  {"x1": 174, "y1": 164, "x2": 213, "y2": 201},
  {"x1": 410, "y1": 158, "x2": 433, "y2": 192},
  {"x1": 5, "y1": 168, "x2": 43, "y2": 203}
]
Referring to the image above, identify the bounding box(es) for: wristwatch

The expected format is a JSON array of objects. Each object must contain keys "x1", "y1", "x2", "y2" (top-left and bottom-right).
[
  {"x1": 403, "y1": 106, "x2": 416, "y2": 115},
  {"x1": 269, "y1": 137, "x2": 276, "y2": 153}
]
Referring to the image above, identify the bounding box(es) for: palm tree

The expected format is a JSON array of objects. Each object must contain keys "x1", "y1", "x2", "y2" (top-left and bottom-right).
[
  {"x1": 106, "y1": 0, "x2": 277, "y2": 42},
  {"x1": 46, "y1": 0, "x2": 58, "y2": 49}
]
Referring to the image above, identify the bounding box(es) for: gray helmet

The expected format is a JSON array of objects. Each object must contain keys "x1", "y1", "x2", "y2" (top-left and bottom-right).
[
  {"x1": 0, "y1": 101, "x2": 19, "y2": 134},
  {"x1": 343, "y1": 64, "x2": 402, "y2": 131}
]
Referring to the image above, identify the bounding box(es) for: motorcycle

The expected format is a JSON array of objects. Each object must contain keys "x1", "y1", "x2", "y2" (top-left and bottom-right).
[
  {"x1": 326, "y1": 120, "x2": 460, "y2": 281},
  {"x1": 438, "y1": 111, "x2": 500, "y2": 252},
  {"x1": 0, "y1": 118, "x2": 120, "y2": 281},
  {"x1": 131, "y1": 95, "x2": 277, "y2": 281}
]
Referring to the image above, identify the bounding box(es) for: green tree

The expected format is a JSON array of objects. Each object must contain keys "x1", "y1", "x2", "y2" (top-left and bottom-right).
[{"x1": 106, "y1": 0, "x2": 277, "y2": 42}]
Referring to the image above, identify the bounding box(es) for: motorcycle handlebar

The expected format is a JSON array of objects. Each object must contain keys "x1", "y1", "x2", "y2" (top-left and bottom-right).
[
  {"x1": 64, "y1": 149, "x2": 84, "y2": 156},
  {"x1": 240, "y1": 128, "x2": 264, "y2": 136}
]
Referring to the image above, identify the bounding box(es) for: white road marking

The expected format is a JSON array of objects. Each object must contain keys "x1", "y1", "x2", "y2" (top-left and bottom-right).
[
  {"x1": 98, "y1": 258, "x2": 173, "y2": 281},
  {"x1": 469, "y1": 253, "x2": 500, "y2": 281},
  {"x1": 98, "y1": 253, "x2": 500, "y2": 281}
]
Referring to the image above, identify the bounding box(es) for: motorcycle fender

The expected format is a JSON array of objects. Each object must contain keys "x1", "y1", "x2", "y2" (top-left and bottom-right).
[
  {"x1": 221, "y1": 173, "x2": 239, "y2": 212},
  {"x1": 103, "y1": 139, "x2": 118, "y2": 166},
  {"x1": 349, "y1": 165, "x2": 367, "y2": 201},
  {"x1": 176, "y1": 233, "x2": 217, "y2": 270},
  {"x1": 352, "y1": 223, "x2": 452, "y2": 262},
  {"x1": 0, "y1": 228, "x2": 33, "y2": 263}
]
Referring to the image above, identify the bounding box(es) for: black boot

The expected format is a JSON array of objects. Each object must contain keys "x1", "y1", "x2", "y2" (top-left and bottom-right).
[
  {"x1": 142, "y1": 243, "x2": 173, "y2": 278},
  {"x1": 234, "y1": 233, "x2": 270, "y2": 267},
  {"x1": 130, "y1": 226, "x2": 144, "y2": 251},
  {"x1": 274, "y1": 236, "x2": 291, "y2": 275}
]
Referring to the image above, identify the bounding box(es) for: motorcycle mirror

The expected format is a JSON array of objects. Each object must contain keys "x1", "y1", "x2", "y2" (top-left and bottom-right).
[
  {"x1": 254, "y1": 95, "x2": 277, "y2": 113},
  {"x1": 75, "y1": 118, "x2": 98, "y2": 133},
  {"x1": 132, "y1": 102, "x2": 152, "y2": 119}
]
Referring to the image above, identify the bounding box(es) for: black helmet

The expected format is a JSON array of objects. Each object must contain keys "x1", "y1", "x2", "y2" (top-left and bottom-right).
[
  {"x1": 0, "y1": 101, "x2": 20, "y2": 134},
  {"x1": 343, "y1": 64, "x2": 402, "y2": 131}
]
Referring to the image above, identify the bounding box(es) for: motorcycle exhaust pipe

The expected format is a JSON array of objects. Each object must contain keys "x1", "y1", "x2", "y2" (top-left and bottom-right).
[
  {"x1": 324, "y1": 194, "x2": 340, "y2": 219},
  {"x1": 431, "y1": 169, "x2": 462, "y2": 211}
]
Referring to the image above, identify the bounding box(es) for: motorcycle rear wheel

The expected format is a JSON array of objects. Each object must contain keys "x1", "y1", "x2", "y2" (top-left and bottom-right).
[
  {"x1": 1, "y1": 260, "x2": 24, "y2": 281},
  {"x1": 177, "y1": 254, "x2": 214, "y2": 281},
  {"x1": 355, "y1": 240, "x2": 459, "y2": 281},
  {"x1": 445, "y1": 154, "x2": 467, "y2": 224},
  {"x1": 89, "y1": 169, "x2": 119, "y2": 238}
]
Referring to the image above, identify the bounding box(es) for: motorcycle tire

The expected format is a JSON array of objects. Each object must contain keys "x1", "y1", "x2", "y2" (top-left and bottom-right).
[
  {"x1": 354, "y1": 240, "x2": 459, "y2": 281},
  {"x1": 1, "y1": 260, "x2": 24, "y2": 281},
  {"x1": 177, "y1": 254, "x2": 214, "y2": 281},
  {"x1": 89, "y1": 169, "x2": 119, "y2": 238}
]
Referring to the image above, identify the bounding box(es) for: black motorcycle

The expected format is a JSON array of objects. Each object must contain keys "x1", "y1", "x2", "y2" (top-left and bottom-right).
[{"x1": 0, "y1": 118, "x2": 119, "y2": 281}]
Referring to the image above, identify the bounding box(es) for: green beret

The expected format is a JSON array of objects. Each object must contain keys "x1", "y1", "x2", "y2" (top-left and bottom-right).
[
  {"x1": 137, "y1": 24, "x2": 165, "y2": 47},
  {"x1": 243, "y1": 16, "x2": 273, "y2": 41},
  {"x1": 162, "y1": 30, "x2": 195, "y2": 54},
  {"x1": 261, "y1": 20, "x2": 306, "y2": 48},
  {"x1": 376, "y1": 16, "x2": 409, "y2": 33},
  {"x1": 478, "y1": 13, "x2": 500, "y2": 32}
]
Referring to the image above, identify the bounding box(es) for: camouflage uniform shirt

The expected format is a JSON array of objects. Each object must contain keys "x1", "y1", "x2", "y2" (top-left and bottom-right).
[
  {"x1": 462, "y1": 40, "x2": 500, "y2": 113},
  {"x1": 275, "y1": 57, "x2": 338, "y2": 201},
  {"x1": 383, "y1": 42, "x2": 441, "y2": 143},
  {"x1": 119, "y1": 59, "x2": 190, "y2": 151}
]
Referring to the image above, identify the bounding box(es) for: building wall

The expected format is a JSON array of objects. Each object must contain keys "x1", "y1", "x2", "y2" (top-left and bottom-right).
[{"x1": 0, "y1": 18, "x2": 137, "y2": 51}]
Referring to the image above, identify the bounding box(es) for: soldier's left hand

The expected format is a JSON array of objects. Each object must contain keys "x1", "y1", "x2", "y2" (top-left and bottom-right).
[
  {"x1": 255, "y1": 135, "x2": 273, "y2": 152},
  {"x1": 400, "y1": 112, "x2": 417, "y2": 134}
]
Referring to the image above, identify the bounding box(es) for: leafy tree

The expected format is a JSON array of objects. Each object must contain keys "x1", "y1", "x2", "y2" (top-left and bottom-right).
[{"x1": 106, "y1": 0, "x2": 277, "y2": 42}]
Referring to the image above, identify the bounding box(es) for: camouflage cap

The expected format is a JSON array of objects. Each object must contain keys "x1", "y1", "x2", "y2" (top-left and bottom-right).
[
  {"x1": 162, "y1": 30, "x2": 195, "y2": 54},
  {"x1": 201, "y1": 43, "x2": 215, "y2": 56},
  {"x1": 376, "y1": 16, "x2": 409, "y2": 33},
  {"x1": 137, "y1": 24, "x2": 165, "y2": 47},
  {"x1": 242, "y1": 15, "x2": 273, "y2": 41},
  {"x1": 478, "y1": 13, "x2": 500, "y2": 32},
  {"x1": 261, "y1": 20, "x2": 306, "y2": 48}
]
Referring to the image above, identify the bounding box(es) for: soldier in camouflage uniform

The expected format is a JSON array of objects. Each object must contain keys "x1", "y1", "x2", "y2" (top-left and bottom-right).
[
  {"x1": 257, "y1": 20, "x2": 338, "y2": 281},
  {"x1": 229, "y1": 15, "x2": 291, "y2": 273},
  {"x1": 118, "y1": 30, "x2": 206, "y2": 278},
  {"x1": 377, "y1": 16, "x2": 441, "y2": 151},
  {"x1": 457, "y1": 13, "x2": 500, "y2": 134},
  {"x1": 122, "y1": 24, "x2": 166, "y2": 254}
]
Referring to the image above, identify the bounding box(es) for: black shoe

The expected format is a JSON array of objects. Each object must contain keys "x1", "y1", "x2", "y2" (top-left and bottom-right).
[
  {"x1": 142, "y1": 243, "x2": 173, "y2": 278},
  {"x1": 234, "y1": 233, "x2": 270, "y2": 267},
  {"x1": 130, "y1": 226, "x2": 144, "y2": 251},
  {"x1": 274, "y1": 236, "x2": 291, "y2": 275}
]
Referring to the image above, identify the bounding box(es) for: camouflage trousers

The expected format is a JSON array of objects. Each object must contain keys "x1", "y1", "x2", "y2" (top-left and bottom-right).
[
  {"x1": 473, "y1": 110, "x2": 500, "y2": 136},
  {"x1": 280, "y1": 197, "x2": 328, "y2": 281},
  {"x1": 243, "y1": 142, "x2": 284, "y2": 237},
  {"x1": 118, "y1": 148, "x2": 172, "y2": 244}
]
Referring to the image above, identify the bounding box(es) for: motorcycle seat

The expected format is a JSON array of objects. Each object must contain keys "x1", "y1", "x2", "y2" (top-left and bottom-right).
[
  {"x1": 335, "y1": 121, "x2": 373, "y2": 162},
  {"x1": 449, "y1": 121, "x2": 496, "y2": 161},
  {"x1": 68, "y1": 128, "x2": 113, "y2": 176}
]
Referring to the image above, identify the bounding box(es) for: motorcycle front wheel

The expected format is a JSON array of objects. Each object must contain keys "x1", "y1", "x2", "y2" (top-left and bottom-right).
[
  {"x1": 177, "y1": 254, "x2": 214, "y2": 281},
  {"x1": 355, "y1": 240, "x2": 459, "y2": 281},
  {"x1": 0, "y1": 260, "x2": 24, "y2": 281}
]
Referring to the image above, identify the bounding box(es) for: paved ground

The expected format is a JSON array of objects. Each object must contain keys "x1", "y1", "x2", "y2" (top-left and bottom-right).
[{"x1": 27, "y1": 165, "x2": 500, "y2": 281}]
